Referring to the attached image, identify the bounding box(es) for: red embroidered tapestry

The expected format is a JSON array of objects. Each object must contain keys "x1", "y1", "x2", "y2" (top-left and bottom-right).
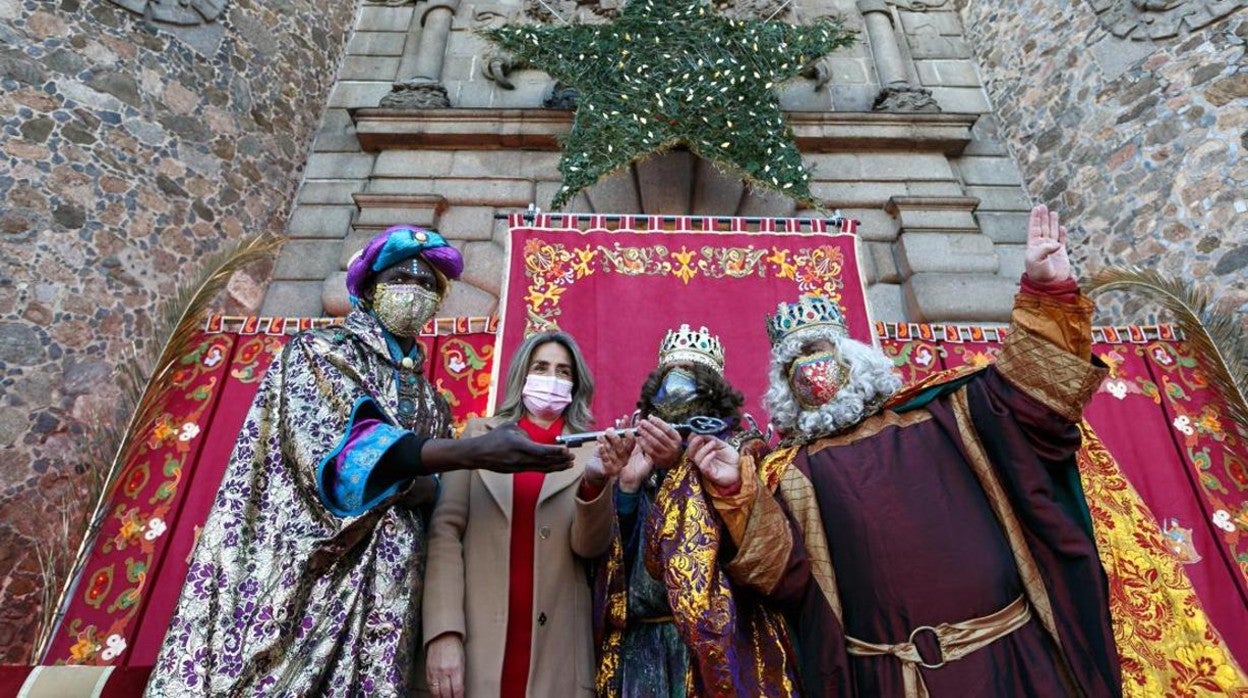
[{"x1": 496, "y1": 214, "x2": 871, "y2": 427}]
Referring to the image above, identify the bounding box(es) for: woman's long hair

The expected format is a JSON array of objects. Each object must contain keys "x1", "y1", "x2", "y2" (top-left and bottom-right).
[{"x1": 494, "y1": 331, "x2": 595, "y2": 432}]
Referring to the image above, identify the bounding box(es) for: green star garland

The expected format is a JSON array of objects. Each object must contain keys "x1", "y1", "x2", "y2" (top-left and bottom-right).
[{"x1": 483, "y1": 0, "x2": 855, "y2": 209}]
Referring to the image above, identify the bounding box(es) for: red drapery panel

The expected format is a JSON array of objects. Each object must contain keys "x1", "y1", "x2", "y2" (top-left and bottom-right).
[{"x1": 497, "y1": 214, "x2": 872, "y2": 426}]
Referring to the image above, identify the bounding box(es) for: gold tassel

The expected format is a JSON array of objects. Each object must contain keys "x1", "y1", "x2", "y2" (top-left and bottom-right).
[
  {"x1": 32, "y1": 233, "x2": 285, "y2": 662},
  {"x1": 1087, "y1": 266, "x2": 1248, "y2": 441}
]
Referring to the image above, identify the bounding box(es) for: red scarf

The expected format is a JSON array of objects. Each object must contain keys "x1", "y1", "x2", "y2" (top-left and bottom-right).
[{"x1": 500, "y1": 416, "x2": 563, "y2": 696}]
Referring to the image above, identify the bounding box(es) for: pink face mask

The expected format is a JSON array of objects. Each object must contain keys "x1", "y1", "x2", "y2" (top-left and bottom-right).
[{"x1": 522, "y1": 374, "x2": 574, "y2": 420}]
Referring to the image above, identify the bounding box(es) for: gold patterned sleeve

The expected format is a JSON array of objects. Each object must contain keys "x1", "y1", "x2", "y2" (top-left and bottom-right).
[
  {"x1": 707, "y1": 457, "x2": 796, "y2": 596},
  {"x1": 707, "y1": 456, "x2": 758, "y2": 545},
  {"x1": 996, "y1": 289, "x2": 1107, "y2": 422}
]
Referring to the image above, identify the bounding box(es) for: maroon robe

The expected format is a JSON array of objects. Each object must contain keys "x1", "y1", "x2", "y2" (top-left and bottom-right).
[{"x1": 714, "y1": 287, "x2": 1121, "y2": 697}]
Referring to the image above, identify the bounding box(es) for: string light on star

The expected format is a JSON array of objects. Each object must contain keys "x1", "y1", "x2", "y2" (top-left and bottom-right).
[{"x1": 483, "y1": 0, "x2": 855, "y2": 208}]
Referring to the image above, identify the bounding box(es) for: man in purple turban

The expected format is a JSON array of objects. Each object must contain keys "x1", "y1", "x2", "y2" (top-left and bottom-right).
[{"x1": 147, "y1": 225, "x2": 572, "y2": 697}]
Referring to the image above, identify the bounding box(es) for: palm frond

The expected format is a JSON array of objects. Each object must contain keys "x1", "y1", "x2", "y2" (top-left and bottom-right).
[
  {"x1": 32, "y1": 233, "x2": 285, "y2": 661},
  {"x1": 1087, "y1": 266, "x2": 1248, "y2": 440}
]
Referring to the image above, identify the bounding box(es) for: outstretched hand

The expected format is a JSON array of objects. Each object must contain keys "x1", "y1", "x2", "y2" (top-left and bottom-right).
[
  {"x1": 1024, "y1": 204, "x2": 1072, "y2": 284},
  {"x1": 686, "y1": 434, "x2": 741, "y2": 491},
  {"x1": 476, "y1": 423, "x2": 574, "y2": 473},
  {"x1": 421, "y1": 423, "x2": 573, "y2": 475}
]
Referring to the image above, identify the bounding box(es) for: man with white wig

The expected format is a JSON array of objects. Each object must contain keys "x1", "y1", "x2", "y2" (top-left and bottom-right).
[{"x1": 684, "y1": 205, "x2": 1122, "y2": 697}]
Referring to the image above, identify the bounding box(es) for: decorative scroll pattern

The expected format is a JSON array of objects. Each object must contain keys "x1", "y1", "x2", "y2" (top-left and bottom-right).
[
  {"x1": 522, "y1": 237, "x2": 848, "y2": 335},
  {"x1": 502, "y1": 219, "x2": 868, "y2": 430}
]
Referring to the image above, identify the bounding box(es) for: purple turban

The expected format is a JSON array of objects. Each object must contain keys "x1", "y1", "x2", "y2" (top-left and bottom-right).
[{"x1": 345, "y1": 225, "x2": 464, "y2": 303}]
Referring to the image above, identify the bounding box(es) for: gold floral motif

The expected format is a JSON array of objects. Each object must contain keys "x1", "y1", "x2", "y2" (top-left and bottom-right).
[
  {"x1": 672, "y1": 247, "x2": 698, "y2": 284},
  {"x1": 698, "y1": 245, "x2": 769, "y2": 279},
  {"x1": 1078, "y1": 423, "x2": 1248, "y2": 696},
  {"x1": 769, "y1": 245, "x2": 845, "y2": 300},
  {"x1": 597, "y1": 243, "x2": 673, "y2": 276},
  {"x1": 522, "y1": 237, "x2": 852, "y2": 334},
  {"x1": 523, "y1": 239, "x2": 591, "y2": 334}
]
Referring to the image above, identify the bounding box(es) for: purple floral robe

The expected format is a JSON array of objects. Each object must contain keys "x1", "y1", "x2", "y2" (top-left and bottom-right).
[{"x1": 145, "y1": 311, "x2": 450, "y2": 697}]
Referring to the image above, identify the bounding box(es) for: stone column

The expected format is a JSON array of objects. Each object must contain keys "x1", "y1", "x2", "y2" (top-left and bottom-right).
[
  {"x1": 857, "y1": 0, "x2": 941, "y2": 113},
  {"x1": 381, "y1": 0, "x2": 459, "y2": 108},
  {"x1": 887, "y1": 195, "x2": 1018, "y2": 322}
]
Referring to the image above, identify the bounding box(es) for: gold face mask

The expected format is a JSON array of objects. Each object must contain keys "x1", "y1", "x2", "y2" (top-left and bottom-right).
[
  {"x1": 787, "y1": 350, "x2": 851, "y2": 410},
  {"x1": 371, "y1": 283, "x2": 441, "y2": 338}
]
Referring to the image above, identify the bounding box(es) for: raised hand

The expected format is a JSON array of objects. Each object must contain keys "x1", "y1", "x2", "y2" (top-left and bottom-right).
[
  {"x1": 686, "y1": 434, "x2": 742, "y2": 491},
  {"x1": 1024, "y1": 204, "x2": 1072, "y2": 284}
]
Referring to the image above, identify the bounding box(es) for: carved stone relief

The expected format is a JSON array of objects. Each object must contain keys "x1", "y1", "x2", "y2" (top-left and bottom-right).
[
  {"x1": 1084, "y1": 0, "x2": 1247, "y2": 40},
  {"x1": 888, "y1": 0, "x2": 950, "y2": 9},
  {"x1": 543, "y1": 82, "x2": 580, "y2": 108},
  {"x1": 380, "y1": 79, "x2": 451, "y2": 108},
  {"x1": 105, "y1": 0, "x2": 224, "y2": 25},
  {"x1": 873, "y1": 84, "x2": 941, "y2": 112}
]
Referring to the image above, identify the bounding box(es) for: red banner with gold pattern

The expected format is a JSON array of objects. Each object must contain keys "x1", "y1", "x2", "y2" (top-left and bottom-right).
[
  {"x1": 44, "y1": 316, "x2": 497, "y2": 668},
  {"x1": 498, "y1": 214, "x2": 871, "y2": 427}
]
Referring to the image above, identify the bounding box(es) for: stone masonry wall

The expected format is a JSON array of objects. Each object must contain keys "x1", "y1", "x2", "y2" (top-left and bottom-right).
[
  {"x1": 0, "y1": 0, "x2": 355, "y2": 662},
  {"x1": 270, "y1": 0, "x2": 1040, "y2": 326},
  {"x1": 956, "y1": 0, "x2": 1248, "y2": 326}
]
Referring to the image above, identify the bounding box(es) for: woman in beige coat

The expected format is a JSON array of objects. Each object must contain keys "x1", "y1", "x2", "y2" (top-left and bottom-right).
[{"x1": 423, "y1": 331, "x2": 615, "y2": 698}]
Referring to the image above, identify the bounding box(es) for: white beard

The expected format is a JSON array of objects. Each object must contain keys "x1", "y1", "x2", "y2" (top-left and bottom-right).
[{"x1": 764, "y1": 334, "x2": 902, "y2": 440}]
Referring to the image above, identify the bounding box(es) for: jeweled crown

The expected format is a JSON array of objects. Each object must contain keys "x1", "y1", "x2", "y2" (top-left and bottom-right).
[
  {"x1": 766, "y1": 294, "x2": 849, "y2": 346},
  {"x1": 658, "y1": 324, "x2": 725, "y2": 374}
]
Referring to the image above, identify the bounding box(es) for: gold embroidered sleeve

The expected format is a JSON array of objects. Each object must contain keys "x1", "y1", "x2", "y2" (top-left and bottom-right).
[
  {"x1": 708, "y1": 457, "x2": 758, "y2": 545},
  {"x1": 714, "y1": 463, "x2": 796, "y2": 596},
  {"x1": 997, "y1": 291, "x2": 1107, "y2": 422}
]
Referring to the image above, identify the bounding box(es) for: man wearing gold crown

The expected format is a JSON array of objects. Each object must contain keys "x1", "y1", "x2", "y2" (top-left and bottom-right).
[
  {"x1": 586, "y1": 324, "x2": 801, "y2": 697},
  {"x1": 686, "y1": 206, "x2": 1122, "y2": 697}
]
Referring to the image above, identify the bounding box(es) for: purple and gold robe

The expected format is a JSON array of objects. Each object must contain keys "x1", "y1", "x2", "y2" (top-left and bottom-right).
[
  {"x1": 716, "y1": 288, "x2": 1123, "y2": 697},
  {"x1": 145, "y1": 311, "x2": 450, "y2": 697},
  {"x1": 594, "y1": 438, "x2": 802, "y2": 697}
]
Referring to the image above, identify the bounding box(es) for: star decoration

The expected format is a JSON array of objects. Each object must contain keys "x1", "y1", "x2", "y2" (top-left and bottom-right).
[{"x1": 483, "y1": 0, "x2": 855, "y2": 209}]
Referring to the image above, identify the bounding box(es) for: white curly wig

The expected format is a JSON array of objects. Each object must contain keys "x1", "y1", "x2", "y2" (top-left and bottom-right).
[{"x1": 763, "y1": 329, "x2": 902, "y2": 439}]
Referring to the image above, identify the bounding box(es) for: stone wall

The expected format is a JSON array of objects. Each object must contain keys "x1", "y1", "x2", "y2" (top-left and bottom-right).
[
  {"x1": 955, "y1": 0, "x2": 1248, "y2": 326},
  {"x1": 268, "y1": 0, "x2": 1041, "y2": 325},
  {"x1": 0, "y1": 0, "x2": 355, "y2": 662}
]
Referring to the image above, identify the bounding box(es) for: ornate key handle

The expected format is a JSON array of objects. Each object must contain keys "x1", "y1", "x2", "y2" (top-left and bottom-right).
[{"x1": 555, "y1": 415, "x2": 729, "y2": 448}]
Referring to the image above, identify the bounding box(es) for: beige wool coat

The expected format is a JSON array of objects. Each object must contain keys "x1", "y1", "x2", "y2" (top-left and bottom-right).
[{"x1": 423, "y1": 416, "x2": 615, "y2": 697}]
